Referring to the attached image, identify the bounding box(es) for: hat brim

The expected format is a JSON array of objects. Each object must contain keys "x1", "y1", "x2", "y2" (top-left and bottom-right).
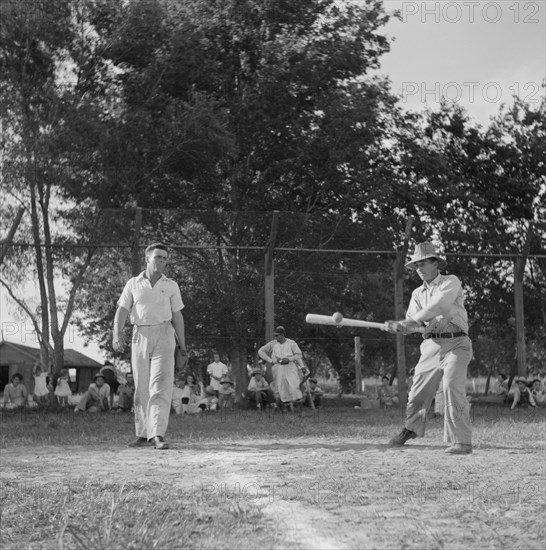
[{"x1": 405, "y1": 255, "x2": 446, "y2": 270}]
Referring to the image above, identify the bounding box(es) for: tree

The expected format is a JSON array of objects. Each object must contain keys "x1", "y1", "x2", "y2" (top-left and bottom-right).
[{"x1": 64, "y1": 0, "x2": 400, "y2": 392}]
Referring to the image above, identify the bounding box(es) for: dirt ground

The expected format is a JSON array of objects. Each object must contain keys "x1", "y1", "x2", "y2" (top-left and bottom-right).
[{"x1": 2, "y1": 433, "x2": 545, "y2": 549}]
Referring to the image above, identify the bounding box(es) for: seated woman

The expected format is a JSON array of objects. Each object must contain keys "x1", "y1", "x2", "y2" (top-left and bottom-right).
[
  {"x1": 178, "y1": 374, "x2": 209, "y2": 414},
  {"x1": 3, "y1": 373, "x2": 28, "y2": 410}
]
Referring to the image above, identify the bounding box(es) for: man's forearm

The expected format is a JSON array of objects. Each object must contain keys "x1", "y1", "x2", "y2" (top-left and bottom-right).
[
  {"x1": 171, "y1": 310, "x2": 186, "y2": 349},
  {"x1": 113, "y1": 307, "x2": 129, "y2": 337}
]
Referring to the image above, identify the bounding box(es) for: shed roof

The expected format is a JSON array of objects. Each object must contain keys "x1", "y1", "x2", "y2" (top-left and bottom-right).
[{"x1": 0, "y1": 341, "x2": 103, "y2": 368}]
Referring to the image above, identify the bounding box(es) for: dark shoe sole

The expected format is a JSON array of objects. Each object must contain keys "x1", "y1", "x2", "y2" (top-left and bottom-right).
[
  {"x1": 127, "y1": 438, "x2": 149, "y2": 448},
  {"x1": 444, "y1": 446, "x2": 472, "y2": 455}
]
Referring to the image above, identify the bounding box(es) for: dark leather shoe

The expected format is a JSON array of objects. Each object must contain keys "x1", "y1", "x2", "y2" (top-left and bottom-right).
[
  {"x1": 388, "y1": 428, "x2": 418, "y2": 446},
  {"x1": 127, "y1": 437, "x2": 148, "y2": 448},
  {"x1": 445, "y1": 443, "x2": 472, "y2": 455},
  {"x1": 151, "y1": 436, "x2": 169, "y2": 450}
]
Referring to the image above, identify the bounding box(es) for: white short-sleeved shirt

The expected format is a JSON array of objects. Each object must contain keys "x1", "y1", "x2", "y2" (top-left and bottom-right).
[
  {"x1": 117, "y1": 272, "x2": 184, "y2": 326},
  {"x1": 207, "y1": 362, "x2": 228, "y2": 390}
]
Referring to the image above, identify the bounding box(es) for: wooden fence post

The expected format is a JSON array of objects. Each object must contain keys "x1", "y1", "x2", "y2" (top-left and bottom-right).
[
  {"x1": 264, "y1": 211, "x2": 279, "y2": 343},
  {"x1": 131, "y1": 207, "x2": 142, "y2": 276},
  {"x1": 392, "y1": 217, "x2": 414, "y2": 404},
  {"x1": 355, "y1": 336, "x2": 362, "y2": 394}
]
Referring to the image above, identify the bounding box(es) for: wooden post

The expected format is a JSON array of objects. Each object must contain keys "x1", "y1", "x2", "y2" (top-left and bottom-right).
[
  {"x1": 514, "y1": 257, "x2": 526, "y2": 377},
  {"x1": 264, "y1": 211, "x2": 279, "y2": 342},
  {"x1": 513, "y1": 224, "x2": 533, "y2": 378},
  {"x1": 131, "y1": 207, "x2": 142, "y2": 276},
  {"x1": 394, "y1": 255, "x2": 407, "y2": 402},
  {"x1": 392, "y1": 217, "x2": 414, "y2": 404},
  {"x1": 355, "y1": 336, "x2": 362, "y2": 394}
]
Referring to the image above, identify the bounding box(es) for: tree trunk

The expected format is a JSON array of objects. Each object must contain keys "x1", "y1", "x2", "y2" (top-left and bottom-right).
[{"x1": 230, "y1": 337, "x2": 248, "y2": 402}]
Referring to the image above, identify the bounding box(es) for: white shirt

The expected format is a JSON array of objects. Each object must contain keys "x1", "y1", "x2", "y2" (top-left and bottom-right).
[
  {"x1": 34, "y1": 372, "x2": 49, "y2": 397},
  {"x1": 406, "y1": 274, "x2": 469, "y2": 334},
  {"x1": 118, "y1": 272, "x2": 184, "y2": 326},
  {"x1": 207, "y1": 361, "x2": 228, "y2": 390},
  {"x1": 258, "y1": 339, "x2": 302, "y2": 364}
]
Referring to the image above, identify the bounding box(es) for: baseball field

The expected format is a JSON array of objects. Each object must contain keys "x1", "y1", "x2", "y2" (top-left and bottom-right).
[{"x1": 1, "y1": 400, "x2": 544, "y2": 549}]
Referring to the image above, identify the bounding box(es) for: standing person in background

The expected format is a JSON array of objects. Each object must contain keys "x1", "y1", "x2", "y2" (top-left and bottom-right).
[
  {"x1": 386, "y1": 242, "x2": 474, "y2": 455},
  {"x1": 113, "y1": 243, "x2": 188, "y2": 450},
  {"x1": 206, "y1": 352, "x2": 228, "y2": 395},
  {"x1": 32, "y1": 363, "x2": 51, "y2": 409},
  {"x1": 258, "y1": 326, "x2": 303, "y2": 412},
  {"x1": 54, "y1": 369, "x2": 72, "y2": 408}
]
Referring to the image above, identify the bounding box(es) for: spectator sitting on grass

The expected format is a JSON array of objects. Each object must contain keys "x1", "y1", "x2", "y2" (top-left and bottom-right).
[
  {"x1": 32, "y1": 364, "x2": 51, "y2": 409},
  {"x1": 218, "y1": 378, "x2": 235, "y2": 410},
  {"x1": 3, "y1": 373, "x2": 28, "y2": 411},
  {"x1": 180, "y1": 374, "x2": 209, "y2": 414},
  {"x1": 530, "y1": 379, "x2": 546, "y2": 408},
  {"x1": 470, "y1": 373, "x2": 510, "y2": 404},
  {"x1": 75, "y1": 373, "x2": 111, "y2": 413},
  {"x1": 171, "y1": 375, "x2": 185, "y2": 414},
  {"x1": 511, "y1": 377, "x2": 536, "y2": 409},
  {"x1": 377, "y1": 375, "x2": 399, "y2": 408},
  {"x1": 202, "y1": 384, "x2": 219, "y2": 412},
  {"x1": 244, "y1": 368, "x2": 274, "y2": 410},
  {"x1": 100, "y1": 362, "x2": 120, "y2": 410},
  {"x1": 302, "y1": 378, "x2": 324, "y2": 408},
  {"x1": 495, "y1": 373, "x2": 509, "y2": 397},
  {"x1": 117, "y1": 372, "x2": 135, "y2": 412}
]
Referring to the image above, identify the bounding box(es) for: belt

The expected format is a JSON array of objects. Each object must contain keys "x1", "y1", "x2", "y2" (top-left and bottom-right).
[
  {"x1": 424, "y1": 332, "x2": 466, "y2": 339},
  {"x1": 136, "y1": 321, "x2": 171, "y2": 327}
]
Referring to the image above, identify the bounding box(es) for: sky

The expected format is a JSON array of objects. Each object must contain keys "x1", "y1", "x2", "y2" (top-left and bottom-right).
[
  {"x1": 1, "y1": 0, "x2": 545, "y2": 362},
  {"x1": 375, "y1": 0, "x2": 546, "y2": 124}
]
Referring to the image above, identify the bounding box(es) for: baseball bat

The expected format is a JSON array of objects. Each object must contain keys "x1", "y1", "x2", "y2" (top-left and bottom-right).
[{"x1": 305, "y1": 313, "x2": 425, "y2": 333}]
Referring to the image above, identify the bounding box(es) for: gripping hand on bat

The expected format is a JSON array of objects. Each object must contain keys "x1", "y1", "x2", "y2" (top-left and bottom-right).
[{"x1": 386, "y1": 320, "x2": 423, "y2": 335}]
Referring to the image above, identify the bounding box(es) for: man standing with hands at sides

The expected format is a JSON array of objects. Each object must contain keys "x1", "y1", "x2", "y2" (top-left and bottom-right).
[
  {"x1": 386, "y1": 242, "x2": 473, "y2": 455},
  {"x1": 113, "y1": 243, "x2": 188, "y2": 450}
]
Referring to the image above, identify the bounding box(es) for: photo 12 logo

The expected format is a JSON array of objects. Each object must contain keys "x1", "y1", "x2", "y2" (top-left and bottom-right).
[
  {"x1": 400, "y1": 2, "x2": 542, "y2": 24},
  {"x1": 401, "y1": 81, "x2": 542, "y2": 105}
]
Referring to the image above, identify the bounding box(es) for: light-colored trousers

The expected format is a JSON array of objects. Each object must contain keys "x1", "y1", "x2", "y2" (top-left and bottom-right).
[
  {"x1": 132, "y1": 323, "x2": 175, "y2": 439},
  {"x1": 405, "y1": 335, "x2": 473, "y2": 445}
]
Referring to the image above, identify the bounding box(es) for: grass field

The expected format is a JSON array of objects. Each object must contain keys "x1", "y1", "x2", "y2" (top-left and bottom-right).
[{"x1": 1, "y1": 398, "x2": 545, "y2": 549}]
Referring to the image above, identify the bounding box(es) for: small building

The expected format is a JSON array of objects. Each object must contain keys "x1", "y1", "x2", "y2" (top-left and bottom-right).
[{"x1": 0, "y1": 341, "x2": 103, "y2": 394}]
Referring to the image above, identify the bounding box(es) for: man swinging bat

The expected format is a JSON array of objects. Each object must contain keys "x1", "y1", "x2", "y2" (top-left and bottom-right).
[{"x1": 306, "y1": 242, "x2": 473, "y2": 454}]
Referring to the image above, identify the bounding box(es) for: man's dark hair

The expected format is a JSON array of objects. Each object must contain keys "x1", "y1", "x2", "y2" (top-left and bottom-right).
[{"x1": 145, "y1": 243, "x2": 168, "y2": 258}]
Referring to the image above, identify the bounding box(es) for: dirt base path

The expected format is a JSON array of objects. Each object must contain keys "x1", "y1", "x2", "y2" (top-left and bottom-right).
[{"x1": 2, "y1": 438, "x2": 545, "y2": 549}]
